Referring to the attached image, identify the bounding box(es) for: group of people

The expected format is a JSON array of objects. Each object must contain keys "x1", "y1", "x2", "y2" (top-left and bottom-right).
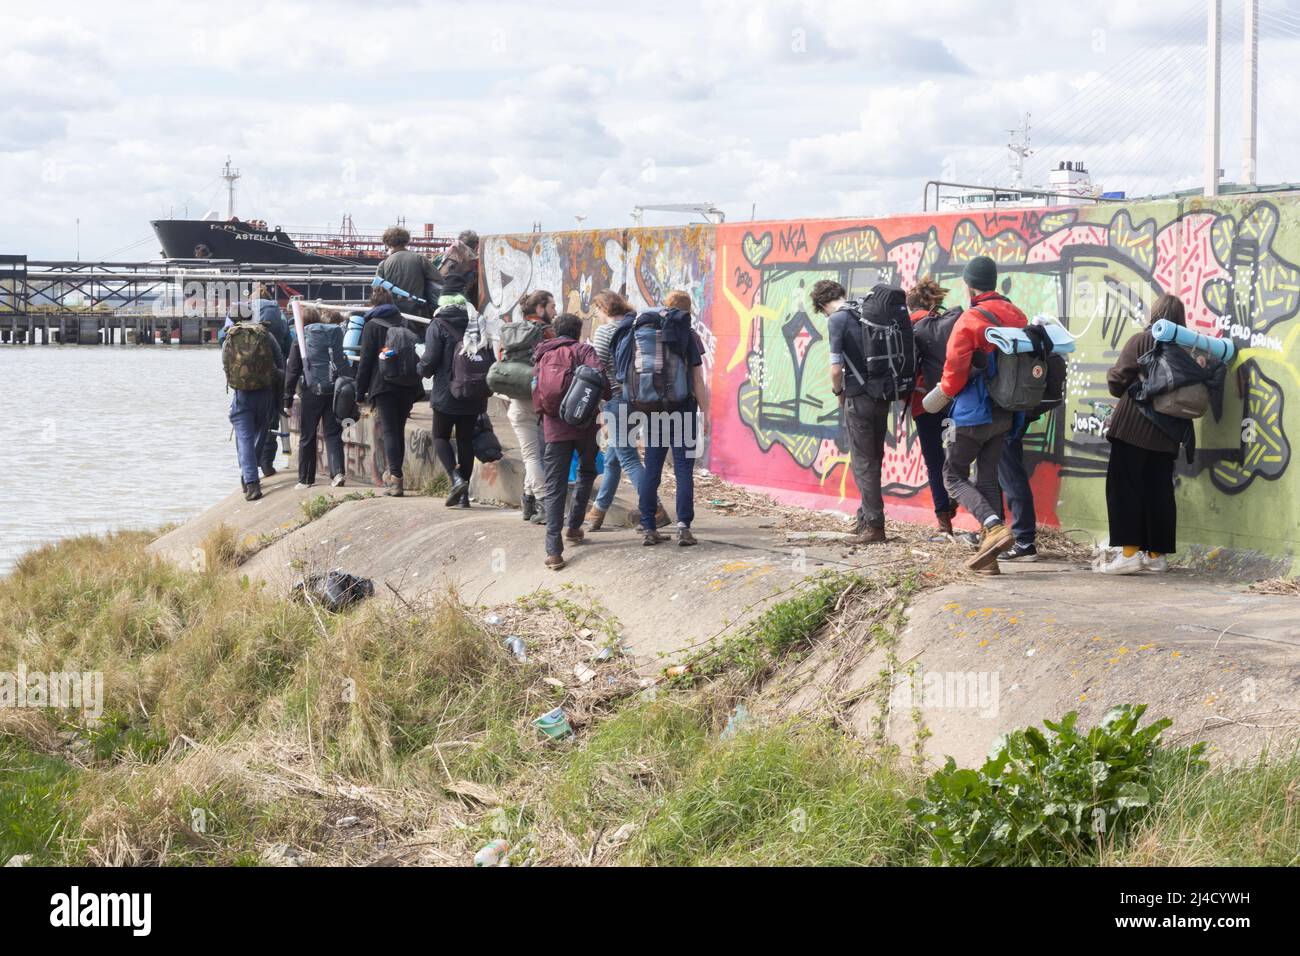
[
  {"x1": 222, "y1": 241, "x2": 1196, "y2": 578},
  {"x1": 817, "y1": 253, "x2": 1195, "y2": 575}
]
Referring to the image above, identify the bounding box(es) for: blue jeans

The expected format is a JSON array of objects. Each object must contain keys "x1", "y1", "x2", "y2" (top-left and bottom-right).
[
  {"x1": 913, "y1": 410, "x2": 952, "y2": 516},
  {"x1": 998, "y1": 427, "x2": 1037, "y2": 545},
  {"x1": 230, "y1": 388, "x2": 276, "y2": 485},
  {"x1": 594, "y1": 440, "x2": 648, "y2": 512},
  {"x1": 640, "y1": 411, "x2": 699, "y2": 529}
]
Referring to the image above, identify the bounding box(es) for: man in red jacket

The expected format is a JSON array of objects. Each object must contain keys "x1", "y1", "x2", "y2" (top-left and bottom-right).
[
  {"x1": 921, "y1": 255, "x2": 1028, "y2": 571},
  {"x1": 533, "y1": 312, "x2": 611, "y2": 570}
]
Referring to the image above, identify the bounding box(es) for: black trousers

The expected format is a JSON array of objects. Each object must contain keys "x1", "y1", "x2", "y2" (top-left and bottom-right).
[
  {"x1": 543, "y1": 434, "x2": 599, "y2": 557},
  {"x1": 298, "y1": 388, "x2": 344, "y2": 484},
  {"x1": 1106, "y1": 437, "x2": 1177, "y2": 554},
  {"x1": 372, "y1": 392, "x2": 415, "y2": 479},
  {"x1": 432, "y1": 410, "x2": 477, "y2": 483},
  {"x1": 842, "y1": 394, "x2": 890, "y2": 530}
]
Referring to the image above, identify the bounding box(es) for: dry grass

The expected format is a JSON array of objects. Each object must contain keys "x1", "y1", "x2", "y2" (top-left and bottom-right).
[{"x1": 1248, "y1": 576, "x2": 1300, "y2": 596}]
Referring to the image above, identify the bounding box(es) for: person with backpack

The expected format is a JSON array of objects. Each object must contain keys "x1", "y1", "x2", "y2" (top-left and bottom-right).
[
  {"x1": 813, "y1": 279, "x2": 914, "y2": 545},
  {"x1": 533, "y1": 312, "x2": 610, "y2": 570},
  {"x1": 624, "y1": 291, "x2": 710, "y2": 547},
  {"x1": 284, "y1": 307, "x2": 350, "y2": 489},
  {"x1": 494, "y1": 290, "x2": 557, "y2": 523},
  {"x1": 417, "y1": 294, "x2": 494, "y2": 507},
  {"x1": 221, "y1": 284, "x2": 291, "y2": 477},
  {"x1": 585, "y1": 290, "x2": 670, "y2": 532},
  {"x1": 376, "y1": 226, "x2": 441, "y2": 317},
  {"x1": 222, "y1": 312, "x2": 285, "y2": 501},
  {"x1": 355, "y1": 287, "x2": 425, "y2": 496},
  {"x1": 920, "y1": 255, "x2": 1028, "y2": 573},
  {"x1": 907, "y1": 276, "x2": 959, "y2": 536},
  {"x1": 1097, "y1": 294, "x2": 1196, "y2": 575}
]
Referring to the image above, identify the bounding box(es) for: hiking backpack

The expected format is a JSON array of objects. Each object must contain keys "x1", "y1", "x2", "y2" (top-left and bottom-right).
[
  {"x1": 912, "y1": 305, "x2": 962, "y2": 394},
  {"x1": 975, "y1": 307, "x2": 1049, "y2": 413},
  {"x1": 620, "y1": 308, "x2": 691, "y2": 414},
  {"x1": 438, "y1": 317, "x2": 495, "y2": 401},
  {"x1": 1137, "y1": 341, "x2": 1215, "y2": 420},
  {"x1": 222, "y1": 322, "x2": 276, "y2": 391},
  {"x1": 844, "y1": 284, "x2": 916, "y2": 402},
  {"x1": 533, "y1": 342, "x2": 584, "y2": 418},
  {"x1": 486, "y1": 319, "x2": 546, "y2": 400},
  {"x1": 302, "y1": 323, "x2": 342, "y2": 396},
  {"x1": 378, "y1": 320, "x2": 422, "y2": 387}
]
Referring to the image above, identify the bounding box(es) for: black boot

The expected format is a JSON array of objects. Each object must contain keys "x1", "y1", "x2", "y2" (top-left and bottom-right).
[{"x1": 521, "y1": 493, "x2": 537, "y2": 521}]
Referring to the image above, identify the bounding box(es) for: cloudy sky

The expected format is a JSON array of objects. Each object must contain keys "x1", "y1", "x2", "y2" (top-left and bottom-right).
[{"x1": 3, "y1": 0, "x2": 1299, "y2": 259}]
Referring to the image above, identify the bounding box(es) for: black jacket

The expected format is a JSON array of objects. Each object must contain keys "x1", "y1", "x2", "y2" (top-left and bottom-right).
[
  {"x1": 355, "y1": 304, "x2": 425, "y2": 405},
  {"x1": 417, "y1": 305, "x2": 488, "y2": 416}
]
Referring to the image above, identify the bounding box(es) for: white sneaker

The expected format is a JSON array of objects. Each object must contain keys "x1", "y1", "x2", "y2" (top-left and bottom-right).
[
  {"x1": 331, "y1": 474, "x2": 346, "y2": 488},
  {"x1": 294, "y1": 481, "x2": 313, "y2": 490},
  {"x1": 1096, "y1": 550, "x2": 1144, "y2": 575},
  {"x1": 1143, "y1": 553, "x2": 1169, "y2": 573}
]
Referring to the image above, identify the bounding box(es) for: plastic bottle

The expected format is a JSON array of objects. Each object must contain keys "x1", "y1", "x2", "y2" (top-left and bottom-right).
[
  {"x1": 474, "y1": 839, "x2": 510, "y2": 867},
  {"x1": 505, "y1": 637, "x2": 527, "y2": 662}
]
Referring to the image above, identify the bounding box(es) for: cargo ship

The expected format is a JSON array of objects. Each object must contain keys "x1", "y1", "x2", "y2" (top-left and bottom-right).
[{"x1": 151, "y1": 159, "x2": 452, "y2": 265}]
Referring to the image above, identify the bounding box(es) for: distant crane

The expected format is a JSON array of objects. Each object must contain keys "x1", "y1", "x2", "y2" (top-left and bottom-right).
[{"x1": 631, "y1": 203, "x2": 725, "y2": 227}]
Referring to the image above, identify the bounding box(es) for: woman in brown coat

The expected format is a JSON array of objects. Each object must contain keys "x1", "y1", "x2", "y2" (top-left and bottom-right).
[{"x1": 1097, "y1": 293, "x2": 1188, "y2": 575}]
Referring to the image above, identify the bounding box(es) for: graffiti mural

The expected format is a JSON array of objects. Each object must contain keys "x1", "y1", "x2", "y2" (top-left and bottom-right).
[
  {"x1": 709, "y1": 198, "x2": 1300, "y2": 554},
  {"x1": 479, "y1": 226, "x2": 715, "y2": 368}
]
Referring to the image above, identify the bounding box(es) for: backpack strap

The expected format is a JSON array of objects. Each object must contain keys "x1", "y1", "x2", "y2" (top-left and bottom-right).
[{"x1": 972, "y1": 306, "x2": 1003, "y2": 327}]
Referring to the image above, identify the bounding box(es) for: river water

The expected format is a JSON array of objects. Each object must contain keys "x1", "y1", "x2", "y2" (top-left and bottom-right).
[{"x1": 0, "y1": 347, "x2": 246, "y2": 575}]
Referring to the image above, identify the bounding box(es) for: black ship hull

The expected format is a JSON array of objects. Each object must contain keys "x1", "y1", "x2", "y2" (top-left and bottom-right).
[{"x1": 151, "y1": 219, "x2": 378, "y2": 266}]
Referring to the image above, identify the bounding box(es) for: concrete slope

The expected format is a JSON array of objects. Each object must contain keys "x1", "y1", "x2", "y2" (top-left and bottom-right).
[
  {"x1": 772, "y1": 559, "x2": 1300, "y2": 767},
  {"x1": 152, "y1": 477, "x2": 884, "y2": 665}
]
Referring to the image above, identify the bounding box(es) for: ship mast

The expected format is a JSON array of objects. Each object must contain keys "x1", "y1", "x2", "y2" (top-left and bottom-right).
[
  {"x1": 221, "y1": 157, "x2": 241, "y2": 219},
  {"x1": 1007, "y1": 114, "x2": 1033, "y2": 191}
]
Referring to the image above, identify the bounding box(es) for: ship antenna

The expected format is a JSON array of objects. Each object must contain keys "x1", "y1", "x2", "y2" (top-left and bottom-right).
[{"x1": 222, "y1": 156, "x2": 242, "y2": 219}]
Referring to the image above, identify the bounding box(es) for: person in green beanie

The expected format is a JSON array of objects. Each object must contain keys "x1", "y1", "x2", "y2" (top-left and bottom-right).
[{"x1": 920, "y1": 255, "x2": 1029, "y2": 573}]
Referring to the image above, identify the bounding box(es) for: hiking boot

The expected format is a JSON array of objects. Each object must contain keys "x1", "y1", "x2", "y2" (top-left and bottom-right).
[
  {"x1": 445, "y1": 479, "x2": 468, "y2": 507},
  {"x1": 586, "y1": 506, "x2": 606, "y2": 532},
  {"x1": 655, "y1": 504, "x2": 671, "y2": 529},
  {"x1": 677, "y1": 526, "x2": 697, "y2": 547},
  {"x1": 999, "y1": 542, "x2": 1039, "y2": 562},
  {"x1": 384, "y1": 473, "x2": 404, "y2": 497},
  {"x1": 936, "y1": 507, "x2": 956, "y2": 536},
  {"x1": 641, "y1": 527, "x2": 666, "y2": 546},
  {"x1": 261, "y1": 464, "x2": 276, "y2": 478},
  {"x1": 330, "y1": 474, "x2": 346, "y2": 488},
  {"x1": 544, "y1": 553, "x2": 566, "y2": 571},
  {"x1": 966, "y1": 522, "x2": 1014, "y2": 571},
  {"x1": 530, "y1": 504, "x2": 546, "y2": 525},
  {"x1": 976, "y1": 563, "x2": 1002, "y2": 576},
  {"x1": 244, "y1": 480, "x2": 263, "y2": 502},
  {"x1": 565, "y1": 526, "x2": 585, "y2": 544},
  {"x1": 847, "y1": 526, "x2": 887, "y2": 545},
  {"x1": 521, "y1": 493, "x2": 538, "y2": 521}
]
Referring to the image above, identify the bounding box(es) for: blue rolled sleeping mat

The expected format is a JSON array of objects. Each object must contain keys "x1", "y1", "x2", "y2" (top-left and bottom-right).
[{"x1": 1150, "y1": 318, "x2": 1235, "y2": 363}]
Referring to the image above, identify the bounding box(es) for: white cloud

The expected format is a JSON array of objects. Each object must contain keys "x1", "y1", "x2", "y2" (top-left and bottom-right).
[{"x1": 1, "y1": 0, "x2": 1296, "y2": 259}]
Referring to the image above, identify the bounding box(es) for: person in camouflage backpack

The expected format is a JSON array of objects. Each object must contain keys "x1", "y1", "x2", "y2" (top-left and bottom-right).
[{"x1": 223, "y1": 318, "x2": 284, "y2": 501}]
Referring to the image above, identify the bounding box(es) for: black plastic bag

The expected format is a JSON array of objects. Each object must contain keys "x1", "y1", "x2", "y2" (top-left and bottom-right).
[
  {"x1": 293, "y1": 570, "x2": 375, "y2": 611},
  {"x1": 472, "y1": 413, "x2": 503, "y2": 463}
]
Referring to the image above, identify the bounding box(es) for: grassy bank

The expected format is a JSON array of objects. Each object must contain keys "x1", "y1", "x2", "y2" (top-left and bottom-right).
[{"x1": 1, "y1": 531, "x2": 1296, "y2": 866}]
